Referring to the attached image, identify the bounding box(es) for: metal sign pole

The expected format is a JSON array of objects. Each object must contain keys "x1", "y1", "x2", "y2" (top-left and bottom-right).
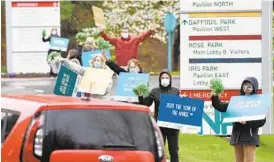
[
  {"x1": 5, "y1": 1, "x2": 12, "y2": 74},
  {"x1": 261, "y1": 0, "x2": 273, "y2": 134},
  {"x1": 164, "y1": 12, "x2": 177, "y2": 72}
]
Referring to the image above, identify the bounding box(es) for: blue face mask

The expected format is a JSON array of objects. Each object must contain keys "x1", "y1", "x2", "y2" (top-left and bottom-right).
[{"x1": 93, "y1": 61, "x2": 102, "y2": 69}]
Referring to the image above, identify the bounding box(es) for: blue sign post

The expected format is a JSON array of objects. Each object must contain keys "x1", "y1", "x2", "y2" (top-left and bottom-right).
[
  {"x1": 157, "y1": 94, "x2": 204, "y2": 133},
  {"x1": 164, "y1": 12, "x2": 177, "y2": 71}
]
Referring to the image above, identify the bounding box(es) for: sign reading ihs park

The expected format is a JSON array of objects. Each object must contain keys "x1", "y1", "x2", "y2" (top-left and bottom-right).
[{"x1": 180, "y1": 0, "x2": 263, "y2": 135}]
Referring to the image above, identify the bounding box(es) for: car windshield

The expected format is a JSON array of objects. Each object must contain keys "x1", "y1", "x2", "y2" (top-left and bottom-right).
[{"x1": 43, "y1": 109, "x2": 156, "y2": 159}]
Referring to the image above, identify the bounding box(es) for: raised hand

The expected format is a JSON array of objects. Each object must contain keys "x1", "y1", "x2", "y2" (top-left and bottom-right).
[
  {"x1": 133, "y1": 83, "x2": 149, "y2": 97},
  {"x1": 98, "y1": 25, "x2": 105, "y2": 33},
  {"x1": 42, "y1": 30, "x2": 46, "y2": 38},
  {"x1": 150, "y1": 23, "x2": 158, "y2": 31},
  {"x1": 101, "y1": 51, "x2": 109, "y2": 61},
  {"x1": 209, "y1": 79, "x2": 224, "y2": 96}
]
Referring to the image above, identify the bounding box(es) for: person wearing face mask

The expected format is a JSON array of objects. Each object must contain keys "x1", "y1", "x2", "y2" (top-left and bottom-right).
[
  {"x1": 138, "y1": 69, "x2": 180, "y2": 162},
  {"x1": 211, "y1": 77, "x2": 266, "y2": 162},
  {"x1": 42, "y1": 28, "x2": 61, "y2": 77},
  {"x1": 99, "y1": 24, "x2": 157, "y2": 66},
  {"x1": 89, "y1": 55, "x2": 107, "y2": 69},
  {"x1": 53, "y1": 52, "x2": 113, "y2": 99},
  {"x1": 102, "y1": 52, "x2": 143, "y2": 75},
  {"x1": 75, "y1": 54, "x2": 113, "y2": 99},
  {"x1": 51, "y1": 49, "x2": 83, "y2": 75},
  {"x1": 82, "y1": 37, "x2": 98, "y2": 52}
]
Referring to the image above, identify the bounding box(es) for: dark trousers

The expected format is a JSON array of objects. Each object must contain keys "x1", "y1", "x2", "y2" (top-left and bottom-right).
[{"x1": 160, "y1": 127, "x2": 179, "y2": 162}]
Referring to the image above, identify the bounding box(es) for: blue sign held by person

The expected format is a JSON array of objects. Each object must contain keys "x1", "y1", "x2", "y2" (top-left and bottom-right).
[
  {"x1": 50, "y1": 37, "x2": 70, "y2": 52},
  {"x1": 222, "y1": 94, "x2": 272, "y2": 123},
  {"x1": 157, "y1": 94, "x2": 204, "y2": 133},
  {"x1": 114, "y1": 72, "x2": 150, "y2": 102},
  {"x1": 54, "y1": 65, "x2": 82, "y2": 97},
  {"x1": 81, "y1": 49, "x2": 111, "y2": 67}
]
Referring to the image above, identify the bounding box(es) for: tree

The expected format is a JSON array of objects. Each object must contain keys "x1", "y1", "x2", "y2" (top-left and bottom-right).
[{"x1": 102, "y1": 0, "x2": 180, "y2": 43}]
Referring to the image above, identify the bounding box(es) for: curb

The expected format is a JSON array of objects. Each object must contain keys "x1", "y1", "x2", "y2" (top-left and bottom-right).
[
  {"x1": 1, "y1": 77, "x2": 56, "y2": 82},
  {"x1": 1, "y1": 75, "x2": 180, "y2": 81}
]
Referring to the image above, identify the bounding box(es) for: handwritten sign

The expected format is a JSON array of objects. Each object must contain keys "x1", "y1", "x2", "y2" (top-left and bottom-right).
[
  {"x1": 114, "y1": 72, "x2": 150, "y2": 102},
  {"x1": 54, "y1": 65, "x2": 82, "y2": 96},
  {"x1": 222, "y1": 93, "x2": 272, "y2": 123},
  {"x1": 92, "y1": 6, "x2": 105, "y2": 28},
  {"x1": 50, "y1": 36, "x2": 69, "y2": 52},
  {"x1": 81, "y1": 49, "x2": 111, "y2": 67},
  {"x1": 77, "y1": 68, "x2": 113, "y2": 95},
  {"x1": 157, "y1": 94, "x2": 204, "y2": 133}
]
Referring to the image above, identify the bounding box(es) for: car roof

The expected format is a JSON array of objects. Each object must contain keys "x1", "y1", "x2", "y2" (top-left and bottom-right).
[{"x1": 1, "y1": 94, "x2": 149, "y2": 114}]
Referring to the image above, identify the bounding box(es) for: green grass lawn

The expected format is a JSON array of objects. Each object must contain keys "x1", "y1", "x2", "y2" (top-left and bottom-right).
[{"x1": 165, "y1": 134, "x2": 274, "y2": 162}]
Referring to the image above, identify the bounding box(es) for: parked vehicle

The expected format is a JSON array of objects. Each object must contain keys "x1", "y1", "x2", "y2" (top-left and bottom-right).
[{"x1": 1, "y1": 94, "x2": 167, "y2": 162}]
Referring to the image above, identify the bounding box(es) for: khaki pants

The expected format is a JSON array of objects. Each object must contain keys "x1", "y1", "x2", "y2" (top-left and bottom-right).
[{"x1": 234, "y1": 144, "x2": 256, "y2": 162}]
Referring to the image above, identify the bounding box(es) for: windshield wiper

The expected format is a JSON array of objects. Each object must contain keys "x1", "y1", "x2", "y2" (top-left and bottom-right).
[{"x1": 102, "y1": 144, "x2": 136, "y2": 150}]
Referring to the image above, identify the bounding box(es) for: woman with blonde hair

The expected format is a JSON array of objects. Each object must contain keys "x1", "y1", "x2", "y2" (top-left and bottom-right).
[
  {"x1": 51, "y1": 51, "x2": 113, "y2": 99},
  {"x1": 102, "y1": 52, "x2": 143, "y2": 75},
  {"x1": 89, "y1": 54, "x2": 107, "y2": 69},
  {"x1": 77, "y1": 53, "x2": 113, "y2": 99}
]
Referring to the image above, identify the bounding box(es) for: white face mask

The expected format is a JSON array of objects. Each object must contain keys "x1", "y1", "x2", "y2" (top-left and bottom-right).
[
  {"x1": 121, "y1": 33, "x2": 129, "y2": 39},
  {"x1": 129, "y1": 67, "x2": 139, "y2": 73},
  {"x1": 52, "y1": 31, "x2": 57, "y2": 35},
  {"x1": 161, "y1": 78, "x2": 170, "y2": 87}
]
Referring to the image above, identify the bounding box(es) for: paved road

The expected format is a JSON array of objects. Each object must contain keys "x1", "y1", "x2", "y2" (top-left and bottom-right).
[
  {"x1": 1, "y1": 76, "x2": 180, "y2": 95},
  {"x1": 2, "y1": 77, "x2": 273, "y2": 95}
]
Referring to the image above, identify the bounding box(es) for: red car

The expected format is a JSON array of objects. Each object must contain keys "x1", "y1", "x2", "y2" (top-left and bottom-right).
[{"x1": 1, "y1": 94, "x2": 167, "y2": 162}]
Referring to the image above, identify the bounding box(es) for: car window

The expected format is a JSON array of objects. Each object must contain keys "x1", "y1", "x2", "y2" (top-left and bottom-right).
[
  {"x1": 42, "y1": 109, "x2": 156, "y2": 160},
  {"x1": 1, "y1": 110, "x2": 20, "y2": 143}
]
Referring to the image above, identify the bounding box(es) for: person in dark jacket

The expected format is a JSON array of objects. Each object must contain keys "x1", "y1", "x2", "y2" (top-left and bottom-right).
[
  {"x1": 102, "y1": 52, "x2": 143, "y2": 75},
  {"x1": 138, "y1": 69, "x2": 180, "y2": 162},
  {"x1": 211, "y1": 77, "x2": 266, "y2": 162},
  {"x1": 42, "y1": 28, "x2": 61, "y2": 77}
]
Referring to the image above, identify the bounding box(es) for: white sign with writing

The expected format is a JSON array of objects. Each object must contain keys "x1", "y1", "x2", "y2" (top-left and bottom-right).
[
  {"x1": 6, "y1": 0, "x2": 60, "y2": 73},
  {"x1": 12, "y1": 27, "x2": 52, "y2": 52},
  {"x1": 181, "y1": 0, "x2": 262, "y2": 12},
  {"x1": 181, "y1": 16, "x2": 261, "y2": 35},
  {"x1": 185, "y1": 40, "x2": 261, "y2": 59},
  {"x1": 180, "y1": 63, "x2": 262, "y2": 89}
]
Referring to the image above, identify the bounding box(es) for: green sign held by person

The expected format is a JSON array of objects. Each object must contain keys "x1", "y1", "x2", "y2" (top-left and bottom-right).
[{"x1": 53, "y1": 65, "x2": 82, "y2": 97}]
